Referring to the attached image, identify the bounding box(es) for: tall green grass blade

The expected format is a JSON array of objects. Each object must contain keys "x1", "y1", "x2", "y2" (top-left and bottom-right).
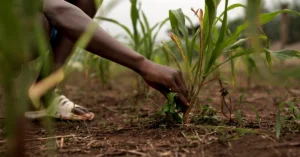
[
  {"x1": 96, "y1": 0, "x2": 121, "y2": 18},
  {"x1": 33, "y1": 20, "x2": 53, "y2": 80},
  {"x1": 0, "y1": 0, "x2": 54, "y2": 155},
  {"x1": 190, "y1": 28, "x2": 201, "y2": 61},
  {"x1": 239, "y1": 9, "x2": 300, "y2": 39},
  {"x1": 207, "y1": 0, "x2": 229, "y2": 71},
  {"x1": 96, "y1": 17, "x2": 134, "y2": 39},
  {"x1": 216, "y1": 0, "x2": 229, "y2": 45},
  {"x1": 203, "y1": 0, "x2": 217, "y2": 73},
  {"x1": 140, "y1": 11, "x2": 154, "y2": 58},
  {"x1": 214, "y1": 3, "x2": 246, "y2": 25},
  {"x1": 141, "y1": 11, "x2": 151, "y2": 31},
  {"x1": 205, "y1": 48, "x2": 256, "y2": 76},
  {"x1": 191, "y1": 27, "x2": 202, "y2": 87},
  {"x1": 153, "y1": 17, "x2": 169, "y2": 43},
  {"x1": 230, "y1": 51, "x2": 236, "y2": 89},
  {"x1": 224, "y1": 38, "x2": 248, "y2": 52},
  {"x1": 262, "y1": 9, "x2": 300, "y2": 25},
  {"x1": 217, "y1": 9, "x2": 300, "y2": 61},
  {"x1": 139, "y1": 18, "x2": 148, "y2": 50},
  {"x1": 139, "y1": 23, "x2": 159, "y2": 45},
  {"x1": 64, "y1": 23, "x2": 98, "y2": 75},
  {"x1": 130, "y1": 0, "x2": 140, "y2": 49},
  {"x1": 162, "y1": 42, "x2": 182, "y2": 71},
  {"x1": 204, "y1": 0, "x2": 217, "y2": 42}
]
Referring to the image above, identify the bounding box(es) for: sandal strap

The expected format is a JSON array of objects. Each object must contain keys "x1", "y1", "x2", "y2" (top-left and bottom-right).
[
  {"x1": 25, "y1": 95, "x2": 94, "y2": 120},
  {"x1": 49, "y1": 95, "x2": 75, "y2": 118}
]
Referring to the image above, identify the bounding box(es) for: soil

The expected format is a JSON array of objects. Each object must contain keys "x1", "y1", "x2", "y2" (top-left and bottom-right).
[{"x1": 0, "y1": 69, "x2": 300, "y2": 157}]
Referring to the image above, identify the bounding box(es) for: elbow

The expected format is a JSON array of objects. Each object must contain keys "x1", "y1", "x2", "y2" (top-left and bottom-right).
[{"x1": 43, "y1": 0, "x2": 73, "y2": 27}]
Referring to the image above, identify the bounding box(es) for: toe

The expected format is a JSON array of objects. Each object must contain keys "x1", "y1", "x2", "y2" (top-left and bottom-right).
[{"x1": 72, "y1": 107, "x2": 95, "y2": 120}]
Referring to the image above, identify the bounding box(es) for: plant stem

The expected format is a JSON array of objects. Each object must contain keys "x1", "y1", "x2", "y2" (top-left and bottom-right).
[
  {"x1": 201, "y1": 78, "x2": 220, "y2": 87},
  {"x1": 183, "y1": 77, "x2": 206, "y2": 123}
]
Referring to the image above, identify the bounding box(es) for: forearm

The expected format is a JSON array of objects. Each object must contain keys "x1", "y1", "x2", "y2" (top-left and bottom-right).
[{"x1": 43, "y1": 0, "x2": 147, "y2": 74}]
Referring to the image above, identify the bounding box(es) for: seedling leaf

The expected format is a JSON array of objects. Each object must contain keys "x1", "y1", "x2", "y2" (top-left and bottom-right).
[
  {"x1": 266, "y1": 49, "x2": 300, "y2": 60},
  {"x1": 275, "y1": 102, "x2": 286, "y2": 139}
]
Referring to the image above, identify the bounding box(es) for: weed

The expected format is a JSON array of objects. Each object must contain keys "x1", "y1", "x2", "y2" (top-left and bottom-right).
[
  {"x1": 275, "y1": 102, "x2": 287, "y2": 139},
  {"x1": 161, "y1": 93, "x2": 184, "y2": 124},
  {"x1": 191, "y1": 104, "x2": 219, "y2": 125},
  {"x1": 163, "y1": 0, "x2": 300, "y2": 123},
  {"x1": 274, "y1": 100, "x2": 300, "y2": 139},
  {"x1": 234, "y1": 94, "x2": 244, "y2": 125},
  {"x1": 234, "y1": 110, "x2": 244, "y2": 125},
  {"x1": 286, "y1": 101, "x2": 300, "y2": 120},
  {"x1": 251, "y1": 105, "x2": 262, "y2": 127}
]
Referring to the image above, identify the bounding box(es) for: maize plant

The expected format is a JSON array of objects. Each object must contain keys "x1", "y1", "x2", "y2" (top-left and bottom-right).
[
  {"x1": 0, "y1": 0, "x2": 110, "y2": 155},
  {"x1": 96, "y1": 0, "x2": 172, "y2": 94},
  {"x1": 96, "y1": 0, "x2": 198, "y2": 94},
  {"x1": 0, "y1": 0, "x2": 53, "y2": 155},
  {"x1": 163, "y1": 0, "x2": 300, "y2": 123},
  {"x1": 96, "y1": 0, "x2": 169, "y2": 60}
]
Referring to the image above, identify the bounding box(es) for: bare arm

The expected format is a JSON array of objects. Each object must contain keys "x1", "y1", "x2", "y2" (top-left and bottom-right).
[
  {"x1": 42, "y1": 0, "x2": 189, "y2": 109},
  {"x1": 43, "y1": 0, "x2": 146, "y2": 74}
]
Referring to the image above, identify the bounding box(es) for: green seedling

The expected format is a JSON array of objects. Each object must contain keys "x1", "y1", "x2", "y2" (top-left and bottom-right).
[
  {"x1": 251, "y1": 105, "x2": 261, "y2": 127},
  {"x1": 234, "y1": 94, "x2": 244, "y2": 125},
  {"x1": 192, "y1": 104, "x2": 219, "y2": 125},
  {"x1": 286, "y1": 101, "x2": 300, "y2": 120},
  {"x1": 275, "y1": 102, "x2": 286, "y2": 139},
  {"x1": 235, "y1": 110, "x2": 244, "y2": 125},
  {"x1": 275, "y1": 101, "x2": 300, "y2": 139},
  {"x1": 201, "y1": 105, "x2": 217, "y2": 118},
  {"x1": 161, "y1": 93, "x2": 184, "y2": 123}
]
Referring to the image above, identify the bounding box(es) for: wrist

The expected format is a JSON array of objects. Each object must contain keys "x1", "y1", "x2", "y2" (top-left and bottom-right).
[{"x1": 136, "y1": 57, "x2": 152, "y2": 76}]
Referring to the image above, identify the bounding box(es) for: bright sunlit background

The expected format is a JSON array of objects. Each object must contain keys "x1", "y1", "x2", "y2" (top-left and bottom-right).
[{"x1": 100, "y1": 0, "x2": 296, "y2": 41}]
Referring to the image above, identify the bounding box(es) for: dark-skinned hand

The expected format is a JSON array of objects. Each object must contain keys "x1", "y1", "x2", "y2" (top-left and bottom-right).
[{"x1": 139, "y1": 60, "x2": 189, "y2": 112}]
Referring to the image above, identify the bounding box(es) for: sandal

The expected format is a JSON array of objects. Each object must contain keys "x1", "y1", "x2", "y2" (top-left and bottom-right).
[{"x1": 25, "y1": 95, "x2": 95, "y2": 121}]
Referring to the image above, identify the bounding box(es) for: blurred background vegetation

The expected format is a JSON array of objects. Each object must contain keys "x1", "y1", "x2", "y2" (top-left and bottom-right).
[
  {"x1": 0, "y1": 0, "x2": 299, "y2": 156},
  {"x1": 67, "y1": 0, "x2": 300, "y2": 85}
]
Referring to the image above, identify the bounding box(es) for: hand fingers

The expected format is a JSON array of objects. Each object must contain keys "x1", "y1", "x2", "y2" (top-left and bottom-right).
[
  {"x1": 178, "y1": 71, "x2": 188, "y2": 91},
  {"x1": 175, "y1": 94, "x2": 189, "y2": 112},
  {"x1": 146, "y1": 79, "x2": 189, "y2": 112},
  {"x1": 146, "y1": 81, "x2": 170, "y2": 98},
  {"x1": 175, "y1": 73, "x2": 188, "y2": 98},
  {"x1": 169, "y1": 81, "x2": 189, "y2": 109}
]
